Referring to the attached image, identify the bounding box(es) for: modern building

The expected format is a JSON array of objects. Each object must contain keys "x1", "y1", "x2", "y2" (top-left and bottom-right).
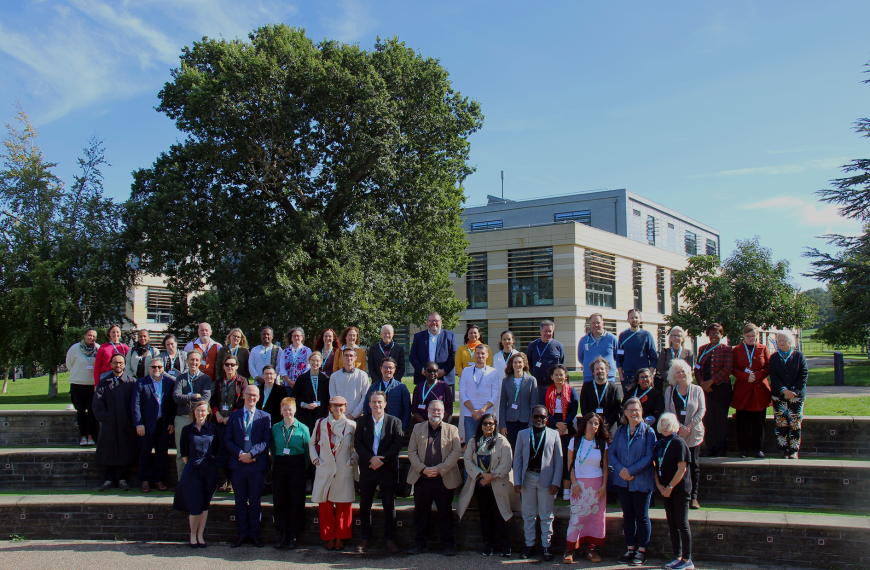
[{"x1": 450, "y1": 189, "x2": 720, "y2": 370}]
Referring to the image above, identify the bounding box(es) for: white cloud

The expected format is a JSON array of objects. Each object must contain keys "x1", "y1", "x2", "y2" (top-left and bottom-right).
[
  {"x1": 742, "y1": 195, "x2": 862, "y2": 230},
  {"x1": 322, "y1": 0, "x2": 377, "y2": 43},
  {"x1": 691, "y1": 157, "x2": 848, "y2": 178}
]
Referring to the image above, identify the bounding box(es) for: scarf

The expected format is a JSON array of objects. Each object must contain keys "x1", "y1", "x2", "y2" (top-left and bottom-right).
[
  {"x1": 777, "y1": 348, "x2": 793, "y2": 361},
  {"x1": 467, "y1": 340, "x2": 482, "y2": 350},
  {"x1": 80, "y1": 341, "x2": 97, "y2": 358},
  {"x1": 135, "y1": 342, "x2": 152, "y2": 357},
  {"x1": 476, "y1": 433, "x2": 497, "y2": 455},
  {"x1": 326, "y1": 414, "x2": 348, "y2": 450},
  {"x1": 545, "y1": 382, "x2": 571, "y2": 420}
]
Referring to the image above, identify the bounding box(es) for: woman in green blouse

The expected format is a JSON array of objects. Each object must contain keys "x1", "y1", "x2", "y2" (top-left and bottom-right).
[{"x1": 270, "y1": 397, "x2": 311, "y2": 549}]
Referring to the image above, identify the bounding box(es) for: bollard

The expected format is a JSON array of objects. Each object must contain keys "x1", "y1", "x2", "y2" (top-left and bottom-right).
[{"x1": 833, "y1": 351, "x2": 845, "y2": 386}]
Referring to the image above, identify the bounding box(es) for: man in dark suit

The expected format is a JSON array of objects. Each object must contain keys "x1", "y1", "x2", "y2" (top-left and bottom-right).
[
  {"x1": 256, "y1": 365, "x2": 287, "y2": 425},
  {"x1": 226, "y1": 384, "x2": 272, "y2": 547},
  {"x1": 409, "y1": 312, "x2": 458, "y2": 389},
  {"x1": 131, "y1": 359, "x2": 177, "y2": 492},
  {"x1": 354, "y1": 390, "x2": 404, "y2": 553}
]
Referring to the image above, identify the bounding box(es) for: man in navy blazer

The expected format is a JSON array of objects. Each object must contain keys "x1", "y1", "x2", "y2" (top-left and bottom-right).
[
  {"x1": 131, "y1": 359, "x2": 177, "y2": 493},
  {"x1": 409, "y1": 311, "x2": 458, "y2": 388},
  {"x1": 225, "y1": 384, "x2": 272, "y2": 547}
]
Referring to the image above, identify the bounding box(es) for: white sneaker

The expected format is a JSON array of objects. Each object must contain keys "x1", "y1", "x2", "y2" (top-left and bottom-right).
[
  {"x1": 79, "y1": 437, "x2": 88, "y2": 446},
  {"x1": 87, "y1": 436, "x2": 95, "y2": 445},
  {"x1": 665, "y1": 559, "x2": 682, "y2": 569}
]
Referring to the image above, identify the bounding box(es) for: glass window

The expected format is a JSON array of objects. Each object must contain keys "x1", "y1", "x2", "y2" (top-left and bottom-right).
[
  {"x1": 657, "y1": 324, "x2": 667, "y2": 352},
  {"x1": 470, "y1": 220, "x2": 503, "y2": 231},
  {"x1": 647, "y1": 215, "x2": 656, "y2": 246},
  {"x1": 508, "y1": 247, "x2": 554, "y2": 307},
  {"x1": 656, "y1": 267, "x2": 666, "y2": 314},
  {"x1": 633, "y1": 261, "x2": 643, "y2": 312},
  {"x1": 685, "y1": 231, "x2": 698, "y2": 256},
  {"x1": 633, "y1": 209, "x2": 641, "y2": 217},
  {"x1": 670, "y1": 271, "x2": 679, "y2": 314},
  {"x1": 466, "y1": 253, "x2": 488, "y2": 309},
  {"x1": 554, "y1": 210, "x2": 592, "y2": 225},
  {"x1": 394, "y1": 325, "x2": 411, "y2": 357},
  {"x1": 706, "y1": 238, "x2": 718, "y2": 257},
  {"x1": 585, "y1": 250, "x2": 616, "y2": 308},
  {"x1": 508, "y1": 318, "x2": 551, "y2": 353},
  {"x1": 146, "y1": 288, "x2": 173, "y2": 324}
]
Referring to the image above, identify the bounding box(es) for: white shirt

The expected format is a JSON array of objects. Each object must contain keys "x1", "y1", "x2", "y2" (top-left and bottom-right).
[
  {"x1": 372, "y1": 415, "x2": 384, "y2": 455},
  {"x1": 568, "y1": 437, "x2": 607, "y2": 479},
  {"x1": 458, "y1": 365, "x2": 500, "y2": 418},
  {"x1": 492, "y1": 348, "x2": 518, "y2": 381},
  {"x1": 183, "y1": 338, "x2": 223, "y2": 356},
  {"x1": 328, "y1": 367, "x2": 371, "y2": 418},
  {"x1": 248, "y1": 344, "x2": 276, "y2": 378}
]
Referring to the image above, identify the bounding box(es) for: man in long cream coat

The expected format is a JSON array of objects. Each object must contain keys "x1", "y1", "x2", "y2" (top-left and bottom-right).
[{"x1": 406, "y1": 400, "x2": 461, "y2": 556}]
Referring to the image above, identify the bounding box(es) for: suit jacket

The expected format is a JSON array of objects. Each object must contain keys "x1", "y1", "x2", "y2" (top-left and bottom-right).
[
  {"x1": 131, "y1": 375, "x2": 177, "y2": 434},
  {"x1": 579, "y1": 380, "x2": 624, "y2": 429},
  {"x1": 513, "y1": 426, "x2": 563, "y2": 488},
  {"x1": 498, "y1": 373, "x2": 538, "y2": 425},
  {"x1": 354, "y1": 413, "x2": 403, "y2": 481},
  {"x1": 769, "y1": 350, "x2": 809, "y2": 398},
  {"x1": 225, "y1": 407, "x2": 272, "y2": 472},
  {"x1": 664, "y1": 383, "x2": 706, "y2": 448},
  {"x1": 257, "y1": 382, "x2": 288, "y2": 426},
  {"x1": 406, "y1": 421, "x2": 462, "y2": 489},
  {"x1": 409, "y1": 329, "x2": 458, "y2": 385},
  {"x1": 731, "y1": 343, "x2": 772, "y2": 411},
  {"x1": 368, "y1": 342, "x2": 407, "y2": 383},
  {"x1": 458, "y1": 434, "x2": 519, "y2": 522}
]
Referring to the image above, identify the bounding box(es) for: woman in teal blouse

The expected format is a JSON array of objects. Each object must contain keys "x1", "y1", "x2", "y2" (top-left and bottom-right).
[{"x1": 270, "y1": 397, "x2": 311, "y2": 549}]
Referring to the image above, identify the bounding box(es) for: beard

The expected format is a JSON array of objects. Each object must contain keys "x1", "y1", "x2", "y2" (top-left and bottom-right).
[{"x1": 429, "y1": 415, "x2": 442, "y2": 426}]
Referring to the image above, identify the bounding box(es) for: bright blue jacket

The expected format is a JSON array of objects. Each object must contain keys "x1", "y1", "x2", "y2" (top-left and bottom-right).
[
  {"x1": 577, "y1": 332, "x2": 619, "y2": 382},
  {"x1": 608, "y1": 421, "x2": 656, "y2": 492}
]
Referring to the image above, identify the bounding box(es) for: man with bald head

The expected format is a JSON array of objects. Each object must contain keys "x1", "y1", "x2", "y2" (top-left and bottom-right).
[
  {"x1": 369, "y1": 324, "x2": 407, "y2": 382},
  {"x1": 184, "y1": 322, "x2": 223, "y2": 384}
]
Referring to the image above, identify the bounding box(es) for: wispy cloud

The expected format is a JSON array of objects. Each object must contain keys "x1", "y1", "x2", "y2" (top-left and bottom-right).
[
  {"x1": 690, "y1": 157, "x2": 848, "y2": 178},
  {"x1": 322, "y1": 0, "x2": 377, "y2": 43},
  {"x1": 742, "y1": 195, "x2": 862, "y2": 231}
]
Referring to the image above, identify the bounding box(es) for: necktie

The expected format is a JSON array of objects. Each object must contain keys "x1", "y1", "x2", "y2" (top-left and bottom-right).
[{"x1": 244, "y1": 411, "x2": 253, "y2": 453}]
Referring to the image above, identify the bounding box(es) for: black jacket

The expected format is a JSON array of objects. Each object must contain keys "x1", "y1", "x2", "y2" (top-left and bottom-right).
[
  {"x1": 580, "y1": 380, "x2": 624, "y2": 430},
  {"x1": 354, "y1": 413, "x2": 404, "y2": 482},
  {"x1": 368, "y1": 342, "x2": 407, "y2": 383},
  {"x1": 769, "y1": 350, "x2": 809, "y2": 398},
  {"x1": 257, "y1": 382, "x2": 288, "y2": 426},
  {"x1": 292, "y1": 370, "x2": 331, "y2": 432}
]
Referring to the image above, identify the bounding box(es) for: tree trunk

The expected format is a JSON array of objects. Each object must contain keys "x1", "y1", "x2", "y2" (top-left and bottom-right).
[
  {"x1": 1, "y1": 366, "x2": 8, "y2": 394},
  {"x1": 48, "y1": 366, "x2": 58, "y2": 398}
]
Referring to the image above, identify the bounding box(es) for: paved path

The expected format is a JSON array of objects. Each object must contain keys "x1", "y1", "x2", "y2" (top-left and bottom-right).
[
  {"x1": 0, "y1": 540, "x2": 797, "y2": 570},
  {"x1": 805, "y1": 356, "x2": 867, "y2": 369},
  {"x1": 805, "y1": 385, "x2": 870, "y2": 398}
]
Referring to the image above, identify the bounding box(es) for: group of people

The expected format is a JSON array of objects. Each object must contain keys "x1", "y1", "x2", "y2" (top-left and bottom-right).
[{"x1": 63, "y1": 310, "x2": 809, "y2": 567}]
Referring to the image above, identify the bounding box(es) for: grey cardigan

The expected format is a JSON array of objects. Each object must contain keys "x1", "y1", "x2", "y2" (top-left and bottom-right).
[
  {"x1": 498, "y1": 373, "x2": 538, "y2": 425},
  {"x1": 513, "y1": 426, "x2": 563, "y2": 488},
  {"x1": 663, "y1": 382, "x2": 706, "y2": 448}
]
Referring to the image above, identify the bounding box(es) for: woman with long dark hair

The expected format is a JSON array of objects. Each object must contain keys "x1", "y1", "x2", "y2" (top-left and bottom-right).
[
  {"x1": 332, "y1": 326, "x2": 366, "y2": 374},
  {"x1": 543, "y1": 364, "x2": 578, "y2": 501},
  {"x1": 313, "y1": 329, "x2": 340, "y2": 377}
]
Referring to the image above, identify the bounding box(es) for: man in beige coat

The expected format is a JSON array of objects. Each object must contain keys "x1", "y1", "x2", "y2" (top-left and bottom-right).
[{"x1": 406, "y1": 399, "x2": 461, "y2": 556}]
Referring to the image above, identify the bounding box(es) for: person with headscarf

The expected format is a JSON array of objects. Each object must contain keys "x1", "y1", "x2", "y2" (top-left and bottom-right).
[{"x1": 544, "y1": 364, "x2": 578, "y2": 502}]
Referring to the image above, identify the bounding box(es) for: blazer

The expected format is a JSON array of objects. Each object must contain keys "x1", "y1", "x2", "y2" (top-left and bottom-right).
[
  {"x1": 769, "y1": 350, "x2": 809, "y2": 398},
  {"x1": 656, "y1": 347, "x2": 694, "y2": 391},
  {"x1": 731, "y1": 343, "x2": 772, "y2": 411},
  {"x1": 663, "y1": 383, "x2": 706, "y2": 448},
  {"x1": 172, "y1": 371, "x2": 212, "y2": 417},
  {"x1": 409, "y1": 329, "x2": 458, "y2": 385},
  {"x1": 498, "y1": 373, "x2": 538, "y2": 425},
  {"x1": 126, "y1": 345, "x2": 159, "y2": 380},
  {"x1": 406, "y1": 421, "x2": 462, "y2": 489},
  {"x1": 292, "y1": 370, "x2": 331, "y2": 430},
  {"x1": 513, "y1": 426, "x2": 563, "y2": 488},
  {"x1": 608, "y1": 422, "x2": 656, "y2": 492},
  {"x1": 458, "y1": 433, "x2": 519, "y2": 522},
  {"x1": 546, "y1": 385, "x2": 579, "y2": 437},
  {"x1": 368, "y1": 342, "x2": 407, "y2": 383},
  {"x1": 131, "y1": 374, "x2": 177, "y2": 434},
  {"x1": 309, "y1": 417, "x2": 358, "y2": 503},
  {"x1": 257, "y1": 382, "x2": 288, "y2": 426},
  {"x1": 224, "y1": 407, "x2": 272, "y2": 472},
  {"x1": 363, "y1": 379, "x2": 412, "y2": 430},
  {"x1": 354, "y1": 413, "x2": 404, "y2": 481},
  {"x1": 579, "y1": 380, "x2": 624, "y2": 429}
]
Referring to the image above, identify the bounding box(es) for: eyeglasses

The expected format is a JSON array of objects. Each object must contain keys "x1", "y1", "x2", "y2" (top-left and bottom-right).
[
  {"x1": 425, "y1": 369, "x2": 439, "y2": 373},
  {"x1": 482, "y1": 422, "x2": 496, "y2": 427},
  {"x1": 150, "y1": 365, "x2": 163, "y2": 369},
  {"x1": 244, "y1": 393, "x2": 257, "y2": 398},
  {"x1": 532, "y1": 414, "x2": 547, "y2": 419}
]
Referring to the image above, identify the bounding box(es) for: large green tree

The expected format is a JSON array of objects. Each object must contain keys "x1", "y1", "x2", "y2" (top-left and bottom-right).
[
  {"x1": 123, "y1": 26, "x2": 482, "y2": 343},
  {"x1": 0, "y1": 108, "x2": 132, "y2": 396},
  {"x1": 667, "y1": 237, "x2": 816, "y2": 341},
  {"x1": 804, "y1": 63, "x2": 870, "y2": 348}
]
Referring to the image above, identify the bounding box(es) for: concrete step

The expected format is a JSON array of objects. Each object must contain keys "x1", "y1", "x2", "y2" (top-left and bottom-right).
[{"x1": 0, "y1": 493, "x2": 866, "y2": 569}]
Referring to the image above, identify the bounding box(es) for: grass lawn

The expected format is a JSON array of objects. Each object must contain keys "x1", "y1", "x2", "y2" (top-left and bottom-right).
[{"x1": 808, "y1": 362, "x2": 870, "y2": 386}]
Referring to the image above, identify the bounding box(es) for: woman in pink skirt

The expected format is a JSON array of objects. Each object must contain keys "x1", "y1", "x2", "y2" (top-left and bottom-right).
[{"x1": 563, "y1": 412, "x2": 611, "y2": 564}]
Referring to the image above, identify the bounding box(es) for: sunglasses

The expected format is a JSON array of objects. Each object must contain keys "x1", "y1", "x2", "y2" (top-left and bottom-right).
[
  {"x1": 532, "y1": 414, "x2": 547, "y2": 419},
  {"x1": 224, "y1": 363, "x2": 237, "y2": 368},
  {"x1": 425, "y1": 369, "x2": 439, "y2": 373},
  {"x1": 150, "y1": 365, "x2": 163, "y2": 369},
  {"x1": 482, "y1": 422, "x2": 496, "y2": 427}
]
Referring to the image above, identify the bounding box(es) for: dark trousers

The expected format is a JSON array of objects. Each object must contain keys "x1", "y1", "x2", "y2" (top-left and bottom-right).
[
  {"x1": 616, "y1": 487, "x2": 652, "y2": 548},
  {"x1": 359, "y1": 472, "x2": 397, "y2": 541},
  {"x1": 735, "y1": 409, "x2": 766, "y2": 454},
  {"x1": 476, "y1": 484, "x2": 510, "y2": 550},
  {"x1": 662, "y1": 492, "x2": 691, "y2": 560},
  {"x1": 504, "y1": 421, "x2": 524, "y2": 450},
  {"x1": 688, "y1": 445, "x2": 700, "y2": 502},
  {"x1": 70, "y1": 383, "x2": 98, "y2": 439},
  {"x1": 102, "y1": 464, "x2": 127, "y2": 483},
  {"x1": 413, "y1": 476, "x2": 455, "y2": 548},
  {"x1": 137, "y1": 418, "x2": 169, "y2": 484},
  {"x1": 273, "y1": 456, "x2": 306, "y2": 537},
  {"x1": 230, "y1": 469, "x2": 265, "y2": 538},
  {"x1": 703, "y1": 383, "x2": 732, "y2": 454}
]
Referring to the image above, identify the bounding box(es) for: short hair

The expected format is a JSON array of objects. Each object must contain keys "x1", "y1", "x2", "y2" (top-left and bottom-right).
[
  {"x1": 106, "y1": 324, "x2": 122, "y2": 339},
  {"x1": 110, "y1": 353, "x2": 126, "y2": 363},
  {"x1": 162, "y1": 333, "x2": 177, "y2": 348},
  {"x1": 474, "y1": 343, "x2": 489, "y2": 354},
  {"x1": 84, "y1": 328, "x2": 97, "y2": 336},
  {"x1": 627, "y1": 309, "x2": 640, "y2": 318},
  {"x1": 531, "y1": 404, "x2": 548, "y2": 416},
  {"x1": 244, "y1": 384, "x2": 260, "y2": 396},
  {"x1": 590, "y1": 355, "x2": 610, "y2": 374},
  {"x1": 428, "y1": 399, "x2": 444, "y2": 410},
  {"x1": 381, "y1": 357, "x2": 397, "y2": 367},
  {"x1": 381, "y1": 324, "x2": 394, "y2": 335},
  {"x1": 776, "y1": 331, "x2": 795, "y2": 349},
  {"x1": 657, "y1": 412, "x2": 679, "y2": 435},
  {"x1": 667, "y1": 359, "x2": 694, "y2": 386},
  {"x1": 284, "y1": 327, "x2": 305, "y2": 346},
  {"x1": 198, "y1": 322, "x2": 212, "y2": 332},
  {"x1": 497, "y1": 330, "x2": 514, "y2": 350},
  {"x1": 424, "y1": 361, "x2": 439, "y2": 371},
  {"x1": 343, "y1": 346, "x2": 357, "y2": 355},
  {"x1": 464, "y1": 324, "x2": 482, "y2": 344},
  {"x1": 137, "y1": 328, "x2": 149, "y2": 337},
  {"x1": 667, "y1": 326, "x2": 685, "y2": 339},
  {"x1": 188, "y1": 400, "x2": 210, "y2": 420},
  {"x1": 589, "y1": 313, "x2": 604, "y2": 322},
  {"x1": 744, "y1": 323, "x2": 759, "y2": 334},
  {"x1": 280, "y1": 397, "x2": 296, "y2": 411},
  {"x1": 226, "y1": 327, "x2": 249, "y2": 349},
  {"x1": 505, "y1": 352, "x2": 529, "y2": 376},
  {"x1": 308, "y1": 351, "x2": 322, "y2": 361},
  {"x1": 621, "y1": 397, "x2": 642, "y2": 424},
  {"x1": 705, "y1": 322, "x2": 724, "y2": 335},
  {"x1": 186, "y1": 351, "x2": 202, "y2": 362},
  {"x1": 540, "y1": 319, "x2": 555, "y2": 329},
  {"x1": 260, "y1": 326, "x2": 273, "y2": 334},
  {"x1": 262, "y1": 364, "x2": 276, "y2": 373},
  {"x1": 223, "y1": 354, "x2": 239, "y2": 366},
  {"x1": 369, "y1": 390, "x2": 386, "y2": 403},
  {"x1": 428, "y1": 312, "x2": 442, "y2": 321}
]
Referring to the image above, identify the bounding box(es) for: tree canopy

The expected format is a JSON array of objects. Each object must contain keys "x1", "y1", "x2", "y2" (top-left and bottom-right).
[
  {"x1": 0, "y1": 107, "x2": 132, "y2": 396},
  {"x1": 122, "y1": 26, "x2": 483, "y2": 342},
  {"x1": 667, "y1": 237, "x2": 817, "y2": 341}
]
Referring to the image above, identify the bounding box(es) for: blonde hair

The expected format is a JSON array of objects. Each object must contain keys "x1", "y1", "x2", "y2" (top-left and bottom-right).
[
  {"x1": 225, "y1": 328, "x2": 249, "y2": 349},
  {"x1": 667, "y1": 359, "x2": 694, "y2": 387},
  {"x1": 658, "y1": 412, "x2": 679, "y2": 435},
  {"x1": 280, "y1": 397, "x2": 297, "y2": 411}
]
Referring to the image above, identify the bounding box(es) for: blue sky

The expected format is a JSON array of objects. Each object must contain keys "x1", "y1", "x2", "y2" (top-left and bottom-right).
[{"x1": 1, "y1": 1, "x2": 868, "y2": 290}]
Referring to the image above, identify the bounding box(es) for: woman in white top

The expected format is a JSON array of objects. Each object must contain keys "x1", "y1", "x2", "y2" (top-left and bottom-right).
[
  {"x1": 492, "y1": 330, "x2": 519, "y2": 383},
  {"x1": 563, "y1": 412, "x2": 611, "y2": 564}
]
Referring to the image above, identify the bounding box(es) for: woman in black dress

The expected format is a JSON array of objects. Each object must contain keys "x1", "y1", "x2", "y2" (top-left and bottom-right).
[
  {"x1": 174, "y1": 400, "x2": 219, "y2": 548},
  {"x1": 653, "y1": 412, "x2": 694, "y2": 570},
  {"x1": 291, "y1": 351, "x2": 331, "y2": 489}
]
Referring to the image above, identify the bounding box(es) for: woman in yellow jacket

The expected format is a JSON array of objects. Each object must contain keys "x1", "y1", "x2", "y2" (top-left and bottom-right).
[{"x1": 455, "y1": 324, "x2": 493, "y2": 372}]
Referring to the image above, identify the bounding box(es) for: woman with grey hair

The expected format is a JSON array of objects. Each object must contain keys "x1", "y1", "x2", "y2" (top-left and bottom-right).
[
  {"x1": 653, "y1": 412, "x2": 693, "y2": 570},
  {"x1": 769, "y1": 331, "x2": 808, "y2": 459},
  {"x1": 663, "y1": 359, "x2": 705, "y2": 510},
  {"x1": 656, "y1": 327, "x2": 693, "y2": 392}
]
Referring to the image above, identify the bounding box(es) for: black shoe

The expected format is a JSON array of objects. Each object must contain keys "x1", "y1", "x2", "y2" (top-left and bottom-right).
[
  {"x1": 407, "y1": 546, "x2": 428, "y2": 555},
  {"x1": 99, "y1": 480, "x2": 114, "y2": 492},
  {"x1": 632, "y1": 551, "x2": 647, "y2": 565},
  {"x1": 755, "y1": 451, "x2": 765, "y2": 459},
  {"x1": 117, "y1": 480, "x2": 130, "y2": 491},
  {"x1": 276, "y1": 533, "x2": 289, "y2": 549},
  {"x1": 443, "y1": 546, "x2": 456, "y2": 556},
  {"x1": 542, "y1": 547, "x2": 553, "y2": 562},
  {"x1": 287, "y1": 537, "x2": 298, "y2": 550},
  {"x1": 251, "y1": 536, "x2": 264, "y2": 547},
  {"x1": 739, "y1": 453, "x2": 747, "y2": 458},
  {"x1": 482, "y1": 543, "x2": 493, "y2": 556},
  {"x1": 522, "y1": 545, "x2": 536, "y2": 559},
  {"x1": 231, "y1": 537, "x2": 246, "y2": 548},
  {"x1": 617, "y1": 550, "x2": 636, "y2": 563},
  {"x1": 700, "y1": 451, "x2": 712, "y2": 458},
  {"x1": 500, "y1": 547, "x2": 512, "y2": 557}
]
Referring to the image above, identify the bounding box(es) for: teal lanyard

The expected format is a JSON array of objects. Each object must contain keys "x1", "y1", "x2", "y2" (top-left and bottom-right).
[
  {"x1": 744, "y1": 343, "x2": 755, "y2": 364},
  {"x1": 657, "y1": 439, "x2": 673, "y2": 476},
  {"x1": 422, "y1": 380, "x2": 437, "y2": 401},
  {"x1": 620, "y1": 329, "x2": 640, "y2": 349},
  {"x1": 626, "y1": 425, "x2": 640, "y2": 449},
  {"x1": 698, "y1": 344, "x2": 718, "y2": 362},
  {"x1": 513, "y1": 378, "x2": 523, "y2": 402},
  {"x1": 634, "y1": 386, "x2": 652, "y2": 400},
  {"x1": 576, "y1": 437, "x2": 596, "y2": 466},
  {"x1": 531, "y1": 429, "x2": 545, "y2": 455},
  {"x1": 594, "y1": 382, "x2": 607, "y2": 408}
]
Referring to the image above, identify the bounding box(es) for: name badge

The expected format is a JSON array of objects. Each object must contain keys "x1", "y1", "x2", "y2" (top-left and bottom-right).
[
  {"x1": 283, "y1": 448, "x2": 291, "y2": 455},
  {"x1": 418, "y1": 404, "x2": 426, "y2": 409},
  {"x1": 535, "y1": 361, "x2": 541, "y2": 368},
  {"x1": 511, "y1": 404, "x2": 519, "y2": 410},
  {"x1": 221, "y1": 405, "x2": 229, "y2": 411},
  {"x1": 680, "y1": 410, "x2": 687, "y2": 416},
  {"x1": 86, "y1": 365, "x2": 94, "y2": 370},
  {"x1": 596, "y1": 407, "x2": 604, "y2": 414},
  {"x1": 745, "y1": 368, "x2": 753, "y2": 374},
  {"x1": 244, "y1": 436, "x2": 250, "y2": 441},
  {"x1": 694, "y1": 364, "x2": 701, "y2": 370},
  {"x1": 587, "y1": 343, "x2": 592, "y2": 349},
  {"x1": 312, "y1": 401, "x2": 320, "y2": 407},
  {"x1": 617, "y1": 349, "x2": 624, "y2": 355}
]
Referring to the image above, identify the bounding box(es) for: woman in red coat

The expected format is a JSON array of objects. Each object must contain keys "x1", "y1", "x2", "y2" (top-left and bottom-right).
[{"x1": 731, "y1": 324, "x2": 771, "y2": 458}]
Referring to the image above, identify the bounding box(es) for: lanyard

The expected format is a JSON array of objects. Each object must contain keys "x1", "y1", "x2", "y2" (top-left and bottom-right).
[
  {"x1": 576, "y1": 437, "x2": 596, "y2": 466},
  {"x1": 379, "y1": 342, "x2": 393, "y2": 357},
  {"x1": 422, "y1": 380, "x2": 437, "y2": 401},
  {"x1": 657, "y1": 438, "x2": 673, "y2": 476},
  {"x1": 634, "y1": 386, "x2": 652, "y2": 401},
  {"x1": 322, "y1": 347, "x2": 332, "y2": 366},
  {"x1": 184, "y1": 372, "x2": 199, "y2": 394},
  {"x1": 744, "y1": 343, "x2": 755, "y2": 365},
  {"x1": 152, "y1": 377, "x2": 163, "y2": 403},
  {"x1": 373, "y1": 418, "x2": 384, "y2": 442},
  {"x1": 587, "y1": 333, "x2": 602, "y2": 347},
  {"x1": 80, "y1": 344, "x2": 96, "y2": 361},
  {"x1": 110, "y1": 342, "x2": 122, "y2": 355},
  {"x1": 311, "y1": 372, "x2": 319, "y2": 396},
  {"x1": 230, "y1": 346, "x2": 239, "y2": 357},
  {"x1": 536, "y1": 339, "x2": 552, "y2": 359},
  {"x1": 502, "y1": 350, "x2": 513, "y2": 362},
  {"x1": 244, "y1": 409, "x2": 255, "y2": 431},
  {"x1": 620, "y1": 329, "x2": 640, "y2": 349},
  {"x1": 778, "y1": 349, "x2": 793, "y2": 362},
  {"x1": 513, "y1": 378, "x2": 523, "y2": 402},
  {"x1": 261, "y1": 345, "x2": 271, "y2": 358},
  {"x1": 698, "y1": 343, "x2": 718, "y2": 363},
  {"x1": 675, "y1": 388, "x2": 688, "y2": 409},
  {"x1": 531, "y1": 429, "x2": 545, "y2": 456},
  {"x1": 224, "y1": 379, "x2": 236, "y2": 408},
  {"x1": 594, "y1": 382, "x2": 607, "y2": 408},
  {"x1": 670, "y1": 347, "x2": 680, "y2": 361},
  {"x1": 381, "y1": 379, "x2": 393, "y2": 394},
  {"x1": 282, "y1": 422, "x2": 297, "y2": 447},
  {"x1": 289, "y1": 346, "x2": 304, "y2": 366},
  {"x1": 473, "y1": 367, "x2": 484, "y2": 387},
  {"x1": 467, "y1": 346, "x2": 476, "y2": 361},
  {"x1": 627, "y1": 425, "x2": 641, "y2": 449}
]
